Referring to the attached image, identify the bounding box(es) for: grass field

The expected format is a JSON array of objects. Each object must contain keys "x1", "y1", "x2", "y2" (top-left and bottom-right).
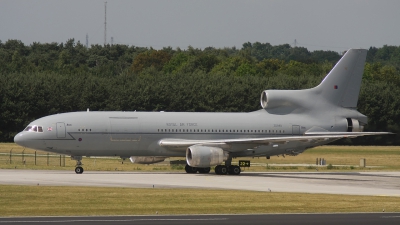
[
  {"x1": 0, "y1": 185, "x2": 399, "y2": 216},
  {"x1": 1, "y1": 143, "x2": 399, "y2": 216},
  {"x1": 1, "y1": 143, "x2": 399, "y2": 172}
]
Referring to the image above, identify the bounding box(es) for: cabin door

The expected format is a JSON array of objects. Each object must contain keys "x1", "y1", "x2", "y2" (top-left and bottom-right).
[
  {"x1": 292, "y1": 125, "x2": 300, "y2": 135},
  {"x1": 56, "y1": 122, "x2": 66, "y2": 138}
]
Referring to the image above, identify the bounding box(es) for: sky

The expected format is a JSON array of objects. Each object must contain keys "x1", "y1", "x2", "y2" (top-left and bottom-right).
[{"x1": 1, "y1": 0, "x2": 399, "y2": 52}]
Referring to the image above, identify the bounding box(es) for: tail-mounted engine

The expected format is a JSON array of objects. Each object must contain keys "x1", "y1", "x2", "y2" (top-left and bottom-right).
[
  {"x1": 260, "y1": 90, "x2": 311, "y2": 110},
  {"x1": 346, "y1": 118, "x2": 364, "y2": 132}
]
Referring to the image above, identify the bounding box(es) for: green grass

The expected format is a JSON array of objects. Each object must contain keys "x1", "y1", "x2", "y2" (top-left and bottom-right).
[
  {"x1": 1, "y1": 143, "x2": 400, "y2": 172},
  {"x1": 0, "y1": 185, "x2": 399, "y2": 216},
  {"x1": 1, "y1": 144, "x2": 399, "y2": 216}
]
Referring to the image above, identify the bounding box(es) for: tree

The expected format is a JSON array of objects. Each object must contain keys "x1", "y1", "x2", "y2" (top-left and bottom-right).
[{"x1": 131, "y1": 50, "x2": 171, "y2": 74}]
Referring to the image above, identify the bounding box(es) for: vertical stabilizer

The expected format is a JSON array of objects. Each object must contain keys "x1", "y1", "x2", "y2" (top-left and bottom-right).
[{"x1": 315, "y1": 49, "x2": 367, "y2": 108}]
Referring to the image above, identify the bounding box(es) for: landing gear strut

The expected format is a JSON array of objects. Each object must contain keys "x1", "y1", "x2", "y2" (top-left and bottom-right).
[
  {"x1": 214, "y1": 155, "x2": 241, "y2": 175},
  {"x1": 71, "y1": 156, "x2": 84, "y2": 174}
]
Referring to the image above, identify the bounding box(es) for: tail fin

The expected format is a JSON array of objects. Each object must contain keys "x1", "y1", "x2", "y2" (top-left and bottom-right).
[{"x1": 315, "y1": 49, "x2": 367, "y2": 108}]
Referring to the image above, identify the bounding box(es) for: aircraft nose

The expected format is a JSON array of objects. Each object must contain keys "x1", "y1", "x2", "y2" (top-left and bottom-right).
[{"x1": 14, "y1": 132, "x2": 26, "y2": 147}]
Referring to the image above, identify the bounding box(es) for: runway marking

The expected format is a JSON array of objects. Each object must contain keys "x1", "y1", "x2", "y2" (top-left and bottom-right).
[{"x1": 0, "y1": 218, "x2": 228, "y2": 223}]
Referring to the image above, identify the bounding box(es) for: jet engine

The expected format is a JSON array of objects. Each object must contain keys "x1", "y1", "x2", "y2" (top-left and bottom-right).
[
  {"x1": 129, "y1": 156, "x2": 167, "y2": 164},
  {"x1": 346, "y1": 118, "x2": 364, "y2": 132},
  {"x1": 186, "y1": 146, "x2": 228, "y2": 167},
  {"x1": 260, "y1": 90, "x2": 304, "y2": 109}
]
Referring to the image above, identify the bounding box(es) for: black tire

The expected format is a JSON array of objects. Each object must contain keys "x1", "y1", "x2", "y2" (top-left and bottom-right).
[
  {"x1": 215, "y1": 165, "x2": 221, "y2": 174},
  {"x1": 229, "y1": 166, "x2": 241, "y2": 175},
  {"x1": 75, "y1": 167, "x2": 84, "y2": 174},
  {"x1": 185, "y1": 165, "x2": 197, "y2": 173},
  {"x1": 198, "y1": 167, "x2": 211, "y2": 174},
  {"x1": 220, "y1": 165, "x2": 228, "y2": 175}
]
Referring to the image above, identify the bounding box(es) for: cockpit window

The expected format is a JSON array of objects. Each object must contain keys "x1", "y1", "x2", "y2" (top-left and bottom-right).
[
  {"x1": 24, "y1": 125, "x2": 43, "y2": 133},
  {"x1": 24, "y1": 126, "x2": 32, "y2": 131}
]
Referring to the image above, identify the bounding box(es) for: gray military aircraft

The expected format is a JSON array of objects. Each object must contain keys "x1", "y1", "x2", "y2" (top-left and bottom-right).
[{"x1": 14, "y1": 49, "x2": 390, "y2": 175}]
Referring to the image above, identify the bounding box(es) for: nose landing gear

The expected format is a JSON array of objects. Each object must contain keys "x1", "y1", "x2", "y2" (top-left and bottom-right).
[
  {"x1": 71, "y1": 156, "x2": 84, "y2": 174},
  {"x1": 75, "y1": 166, "x2": 84, "y2": 174}
]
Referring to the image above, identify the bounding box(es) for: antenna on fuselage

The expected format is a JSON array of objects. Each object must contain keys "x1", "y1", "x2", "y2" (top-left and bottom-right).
[{"x1": 87, "y1": 108, "x2": 90, "y2": 112}]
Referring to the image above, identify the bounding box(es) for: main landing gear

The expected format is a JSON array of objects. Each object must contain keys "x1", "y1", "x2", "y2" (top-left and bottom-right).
[
  {"x1": 71, "y1": 156, "x2": 84, "y2": 174},
  {"x1": 184, "y1": 164, "x2": 241, "y2": 175},
  {"x1": 214, "y1": 155, "x2": 241, "y2": 175},
  {"x1": 185, "y1": 165, "x2": 211, "y2": 174},
  {"x1": 185, "y1": 165, "x2": 241, "y2": 175},
  {"x1": 214, "y1": 165, "x2": 241, "y2": 175},
  {"x1": 184, "y1": 155, "x2": 241, "y2": 175}
]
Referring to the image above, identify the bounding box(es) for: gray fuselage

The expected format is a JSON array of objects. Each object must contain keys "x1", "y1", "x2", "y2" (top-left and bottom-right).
[{"x1": 14, "y1": 109, "x2": 348, "y2": 158}]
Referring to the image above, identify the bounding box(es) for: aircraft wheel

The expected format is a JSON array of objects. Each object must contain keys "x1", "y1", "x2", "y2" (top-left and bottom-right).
[
  {"x1": 185, "y1": 165, "x2": 197, "y2": 174},
  {"x1": 220, "y1": 165, "x2": 228, "y2": 175},
  {"x1": 75, "y1": 166, "x2": 84, "y2": 174},
  {"x1": 229, "y1": 166, "x2": 241, "y2": 175},
  {"x1": 198, "y1": 167, "x2": 211, "y2": 174},
  {"x1": 215, "y1": 165, "x2": 221, "y2": 174}
]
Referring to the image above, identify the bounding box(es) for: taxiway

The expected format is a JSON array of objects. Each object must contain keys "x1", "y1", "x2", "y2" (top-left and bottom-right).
[{"x1": 1, "y1": 170, "x2": 400, "y2": 196}]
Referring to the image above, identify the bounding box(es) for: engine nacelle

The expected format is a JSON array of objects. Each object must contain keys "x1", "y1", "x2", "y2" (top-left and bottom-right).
[
  {"x1": 186, "y1": 146, "x2": 227, "y2": 167},
  {"x1": 129, "y1": 156, "x2": 167, "y2": 164},
  {"x1": 260, "y1": 90, "x2": 304, "y2": 109},
  {"x1": 347, "y1": 118, "x2": 364, "y2": 132}
]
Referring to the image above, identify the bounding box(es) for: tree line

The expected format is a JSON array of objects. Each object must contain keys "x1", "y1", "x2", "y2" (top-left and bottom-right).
[{"x1": 0, "y1": 39, "x2": 399, "y2": 145}]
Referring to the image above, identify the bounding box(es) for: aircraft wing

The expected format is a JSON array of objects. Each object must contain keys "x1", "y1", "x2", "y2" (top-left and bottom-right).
[{"x1": 158, "y1": 132, "x2": 392, "y2": 151}]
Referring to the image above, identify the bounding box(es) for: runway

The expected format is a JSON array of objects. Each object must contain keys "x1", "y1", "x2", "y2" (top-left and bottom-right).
[
  {"x1": 1, "y1": 214, "x2": 400, "y2": 225},
  {"x1": 1, "y1": 169, "x2": 400, "y2": 196}
]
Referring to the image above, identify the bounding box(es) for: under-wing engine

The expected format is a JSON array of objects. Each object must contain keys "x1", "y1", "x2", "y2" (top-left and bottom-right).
[
  {"x1": 129, "y1": 156, "x2": 167, "y2": 164},
  {"x1": 186, "y1": 146, "x2": 228, "y2": 167}
]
